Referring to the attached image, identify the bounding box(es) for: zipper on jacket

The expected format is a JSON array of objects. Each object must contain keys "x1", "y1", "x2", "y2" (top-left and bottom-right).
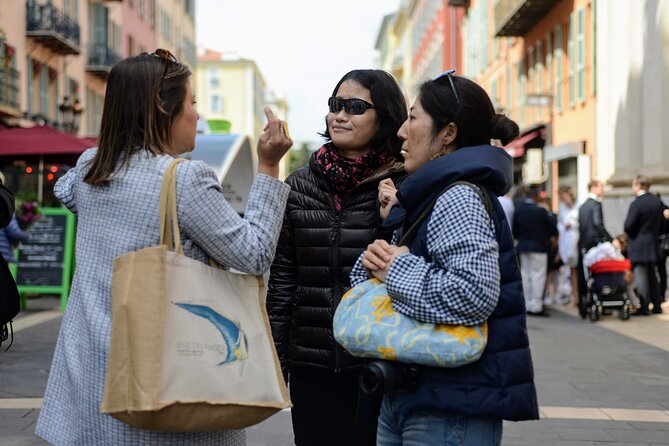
[{"x1": 332, "y1": 214, "x2": 343, "y2": 371}]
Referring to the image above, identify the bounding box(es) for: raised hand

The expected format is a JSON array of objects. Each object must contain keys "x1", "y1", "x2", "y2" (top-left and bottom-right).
[
  {"x1": 378, "y1": 178, "x2": 398, "y2": 221},
  {"x1": 257, "y1": 106, "x2": 293, "y2": 178}
]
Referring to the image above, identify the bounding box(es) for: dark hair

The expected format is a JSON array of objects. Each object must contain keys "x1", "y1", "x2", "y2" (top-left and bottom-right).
[
  {"x1": 418, "y1": 74, "x2": 518, "y2": 148},
  {"x1": 633, "y1": 175, "x2": 651, "y2": 191},
  {"x1": 588, "y1": 179, "x2": 602, "y2": 190},
  {"x1": 320, "y1": 69, "x2": 407, "y2": 158},
  {"x1": 84, "y1": 52, "x2": 192, "y2": 186}
]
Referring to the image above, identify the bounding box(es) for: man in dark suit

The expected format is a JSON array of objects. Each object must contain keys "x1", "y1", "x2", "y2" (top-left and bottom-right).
[
  {"x1": 624, "y1": 175, "x2": 665, "y2": 314},
  {"x1": 513, "y1": 187, "x2": 558, "y2": 316},
  {"x1": 577, "y1": 179, "x2": 612, "y2": 315}
]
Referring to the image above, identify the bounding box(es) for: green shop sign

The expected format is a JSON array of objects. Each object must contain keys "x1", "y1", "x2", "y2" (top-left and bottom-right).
[{"x1": 16, "y1": 207, "x2": 75, "y2": 311}]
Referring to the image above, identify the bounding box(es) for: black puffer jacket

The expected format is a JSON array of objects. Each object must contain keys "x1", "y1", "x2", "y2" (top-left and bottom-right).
[{"x1": 267, "y1": 154, "x2": 405, "y2": 377}]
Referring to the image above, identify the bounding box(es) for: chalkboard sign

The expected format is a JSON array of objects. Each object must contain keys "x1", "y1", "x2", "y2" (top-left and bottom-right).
[{"x1": 16, "y1": 207, "x2": 75, "y2": 311}]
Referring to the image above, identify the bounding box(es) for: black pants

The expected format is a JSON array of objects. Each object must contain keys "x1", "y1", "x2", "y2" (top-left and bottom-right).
[
  {"x1": 577, "y1": 249, "x2": 588, "y2": 316},
  {"x1": 289, "y1": 366, "x2": 381, "y2": 446},
  {"x1": 657, "y1": 255, "x2": 668, "y2": 301},
  {"x1": 633, "y1": 262, "x2": 662, "y2": 313}
]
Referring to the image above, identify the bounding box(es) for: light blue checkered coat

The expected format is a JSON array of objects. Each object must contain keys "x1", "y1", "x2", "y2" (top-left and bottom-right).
[{"x1": 36, "y1": 148, "x2": 290, "y2": 445}]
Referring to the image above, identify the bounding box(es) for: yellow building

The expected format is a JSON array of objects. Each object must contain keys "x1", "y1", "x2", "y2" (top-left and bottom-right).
[
  {"x1": 195, "y1": 49, "x2": 268, "y2": 148},
  {"x1": 195, "y1": 49, "x2": 292, "y2": 179}
]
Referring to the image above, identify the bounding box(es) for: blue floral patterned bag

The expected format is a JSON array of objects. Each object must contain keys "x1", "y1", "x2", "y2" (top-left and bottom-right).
[
  {"x1": 334, "y1": 181, "x2": 492, "y2": 368},
  {"x1": 334, "y1": 279, "x2": 487, "y2": 367}
]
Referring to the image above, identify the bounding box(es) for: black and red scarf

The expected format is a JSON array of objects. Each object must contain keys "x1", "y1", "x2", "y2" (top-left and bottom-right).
[{"x1": 314, "y1": 143, "x2": 388, "y2": 211}]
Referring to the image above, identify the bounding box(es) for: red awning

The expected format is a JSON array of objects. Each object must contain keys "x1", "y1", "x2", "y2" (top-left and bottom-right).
[
  {"x1": 504, "y1": 130, "x2": 540, "y2": 158},
  {"x1": 0, "y1": 126, "x2": 96, "y2": 156}
]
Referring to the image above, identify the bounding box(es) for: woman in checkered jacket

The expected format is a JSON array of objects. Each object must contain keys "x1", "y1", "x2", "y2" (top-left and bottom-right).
[
  {"x1": 36, "y1": 50, "x2": 292, "y2": 446},
  {"x1": 351, "y1": 72, "x2": 539, "y2": 445}
]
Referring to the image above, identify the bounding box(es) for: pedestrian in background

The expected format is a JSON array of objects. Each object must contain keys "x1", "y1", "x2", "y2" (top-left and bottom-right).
[
  {"x1": 624, "y1": 175, "x2": 665, "y2": 314},
  {"x1": 497, "y1": 187, "x2": 515, "y2": 230},
  {"x1": 557, "y1": 186, "x2": 580, "y2": 306},
  {"x1": 353, "y1": 71, "x2": 539, "y2": 445},
  {"x1": 36, "y1": 49, "x2": 293, "y2": 446},
  {"x1": 0, "y1": 174, "x2": 14, "y2": 228},
  {"x1": 266, "y1": 69, "x2": 407, "y2": 446},
  {"x1": 577, "y1": 180, "x2": 612, "y2": 316},
  {"x1": 514, "y1": 186, "x2": 558, "y2": 315},
  {"x1": 656, "y1": 193, "x2": 669, "y2": 302},
  {"x1": 0, "y1": 172, "x2": 28, "y2": 266}
]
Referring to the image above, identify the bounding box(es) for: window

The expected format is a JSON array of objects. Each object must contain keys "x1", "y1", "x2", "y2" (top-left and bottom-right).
[
  {"x1": 26, "y1": 57, "x2": 34, "y2": 115},
  {"x1": 546, "y1": 32, "x2": 553, "y2": 95},
  {"x1": 577, "y1": 7, "x2": 586, "y2": 102},
  {"x1": 209, "y1": 69, "x2": 219, "y2": 89},
  {"x1": 554, "y1": 25, "x2": 563, "y2": 112},
  {"x1": 39, "y1": 66, "x2": 49, "y2": 116},
  {"x1": 209, "y1": 95, "x2": 223, "y2": 114},
  {"x1": 506, "y1": 62, "x2": 512, "y2": 114},
  {"x1": 480, "y1": 0, "x2": 489, "y2": 72},
  {"x1": 52, "y1": 72, "x2": 59, "y2": 121},
  {"x1": 568, "y1": 13, "x2": 575, "y2": 107},
  {"x1": 517, "y1": 59, "x2": 526, "y2": 127},
  {"x1": 528, "y1": 46, "x2": 535, "y2": 122},
  {"x1": 591, "y1": 0, "x2": 597, "y2": 95},
  {"x1": 491, "y1": 77, "x2": 498, "y2": 109}
]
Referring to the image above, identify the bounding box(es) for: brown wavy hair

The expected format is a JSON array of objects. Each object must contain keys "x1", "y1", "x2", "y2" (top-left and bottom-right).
[{"x1": 84, "y1": 51, "x2": 191, "y2": 186}]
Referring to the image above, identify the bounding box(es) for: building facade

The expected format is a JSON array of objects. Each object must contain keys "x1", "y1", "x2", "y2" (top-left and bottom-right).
[
  {"x1": 0, "y1": 0, "x2": 193, "y2": 138},
  {"x1": 1, "y1": 0, "x2": 195, "y2": 206},
  {"x1": 597, "y1": 0, "x2": 669, "y2": 235},
  {"x1": 195, "y1": 49, "x2": 268, "y2": 148},
  {"x1": 465, "y1": 0, "x2": 598, "y2": 208}
]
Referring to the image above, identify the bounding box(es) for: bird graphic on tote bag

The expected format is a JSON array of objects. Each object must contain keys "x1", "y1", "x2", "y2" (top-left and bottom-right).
[{"x1": 173, "y1": 303, "x2": 248, "y2": 365}]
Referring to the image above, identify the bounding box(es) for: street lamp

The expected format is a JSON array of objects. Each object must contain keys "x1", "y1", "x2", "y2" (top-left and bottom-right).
[{"x1": 58, "y1": 96, "x2": 83, "y2": 133}]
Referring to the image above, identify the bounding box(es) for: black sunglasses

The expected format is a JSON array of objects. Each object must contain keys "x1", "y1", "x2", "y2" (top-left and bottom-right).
[
  {"x1": 150, "y1": 48, "x2": 178, "y2": 87},
  {"x1": 328, "y1": 96, "x2": 376, "y2": 115},
  {"x1": 434, "y1": 69, "x2": 461, "y2": 106}
]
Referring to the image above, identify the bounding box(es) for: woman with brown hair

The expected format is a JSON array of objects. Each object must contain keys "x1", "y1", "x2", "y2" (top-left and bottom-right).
[{"x1": 35, "y1": 50, "x2": 292, "y2": 445}]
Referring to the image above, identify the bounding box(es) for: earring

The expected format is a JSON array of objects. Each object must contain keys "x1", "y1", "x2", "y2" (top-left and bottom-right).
[{"x1": 430, "y1": 145, "x2": 450, "y2": 160}]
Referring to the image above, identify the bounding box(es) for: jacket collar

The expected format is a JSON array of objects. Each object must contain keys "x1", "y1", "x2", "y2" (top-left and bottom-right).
[{"x1": 384, "y1": 145, "x2": 512, "y2": 229}]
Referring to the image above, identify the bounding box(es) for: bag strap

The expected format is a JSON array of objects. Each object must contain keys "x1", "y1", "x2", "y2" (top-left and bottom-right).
[
  {"x1": 398, "y1": 180, "x2": 492, "y2": 247},
  {"x1": 159, "y1": 158, "x2": 186, "y2": 253}
]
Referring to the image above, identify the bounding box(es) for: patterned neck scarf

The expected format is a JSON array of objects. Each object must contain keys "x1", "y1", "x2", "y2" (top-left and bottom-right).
[{"x1": 314, "y1": 143, "x2": 388, "y2": 211}]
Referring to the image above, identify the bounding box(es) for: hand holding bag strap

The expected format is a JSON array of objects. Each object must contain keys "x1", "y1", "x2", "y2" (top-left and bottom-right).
[
  {"x1": 159, "y1": 158, "x2": 186, "y2": 254},
  {"x1": 398, "y1": 180, "x2": 492, "y2": 247}
]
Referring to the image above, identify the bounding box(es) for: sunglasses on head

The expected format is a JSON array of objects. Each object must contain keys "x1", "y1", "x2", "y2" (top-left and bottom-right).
[
  {"x1": 328, "y1": 96, "x2": 376, "y2": 115},
  {"x1": 150, "y1": 48, "x2": 178, "y2": 87},
  {"x1": 433, "y1": 69, "x2": 461, "y2": 106}
]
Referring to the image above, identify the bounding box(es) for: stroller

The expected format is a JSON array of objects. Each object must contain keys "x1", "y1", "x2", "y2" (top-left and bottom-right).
[{"x1": 582, "y1": 258, "x2": 632, "y2": 322}]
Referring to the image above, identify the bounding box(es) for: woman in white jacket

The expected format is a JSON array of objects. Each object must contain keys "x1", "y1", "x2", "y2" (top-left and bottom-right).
[{"x1": 557, "y1": 186, "x2": 580, "y2": 306}]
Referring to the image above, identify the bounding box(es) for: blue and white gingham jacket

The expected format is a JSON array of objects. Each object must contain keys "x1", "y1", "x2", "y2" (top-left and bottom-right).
[
  {"x1": 36, "y1": 148, "x2": 290, "y2": 446},
  {"x1": 350, "y1": 184, "x2": 499, "y2": 326}
]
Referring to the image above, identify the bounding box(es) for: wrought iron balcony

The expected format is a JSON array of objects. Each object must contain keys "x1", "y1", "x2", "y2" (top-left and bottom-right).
[
  {"x1": 26, "y1": 0, "x2": 80, "y2": 55},
  {"x1": 494, "y1": 0, "x2": 560, "y2": 37},
  {"x1": 86, "y1": 44, "x2": 122, "y2": 78},
  {"x1": 0, "y1": 65, "x2": 21, "y2": 117}
]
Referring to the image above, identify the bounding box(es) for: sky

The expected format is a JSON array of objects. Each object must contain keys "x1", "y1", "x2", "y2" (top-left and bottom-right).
[{"x1": 195, "y1": 0, "x2": 400, "y2": 146}]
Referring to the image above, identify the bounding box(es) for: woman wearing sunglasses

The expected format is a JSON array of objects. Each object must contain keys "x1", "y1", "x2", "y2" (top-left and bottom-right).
[
  {"x1": 266, "y1": 69, "x2": 407, "y2": 445},
  {"x1": 35, "y1": 50, "x2": 292, "y2": 445},
  {"x1": 352, "y1": 72, "x2": 539, "y2": 445}
]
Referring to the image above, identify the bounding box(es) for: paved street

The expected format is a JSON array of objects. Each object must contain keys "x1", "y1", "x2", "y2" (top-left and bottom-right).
[{"x1": 1, "y1": 297, "x2": 668, "y2": 446}]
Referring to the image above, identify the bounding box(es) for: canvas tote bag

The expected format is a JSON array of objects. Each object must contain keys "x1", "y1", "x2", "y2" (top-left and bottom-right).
[{"x1": 100, "y1": 158, "x2": 291, "y2": 432}]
